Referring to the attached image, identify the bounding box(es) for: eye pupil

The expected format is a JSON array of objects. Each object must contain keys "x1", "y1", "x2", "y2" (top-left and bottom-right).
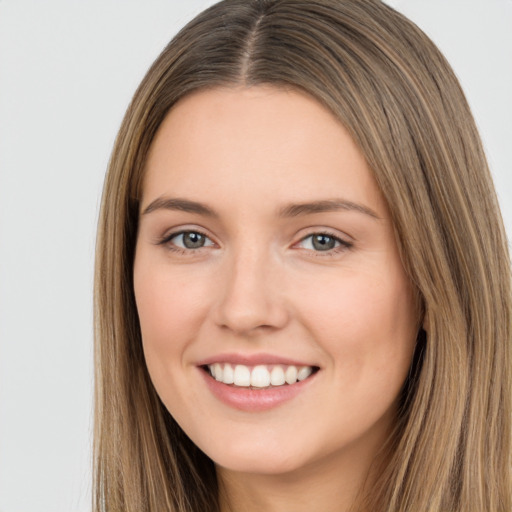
[
  {"x1": 183, "y1": 232, "x2": 205, "y2": 249},
  {"x1": 312, "y1": 234, "x2": 336, "y2": 251}
]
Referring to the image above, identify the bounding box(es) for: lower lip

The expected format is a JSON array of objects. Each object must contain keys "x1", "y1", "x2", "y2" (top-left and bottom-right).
[{"x1": 199, "y1": 368, "x2": 317, "y2": 412}]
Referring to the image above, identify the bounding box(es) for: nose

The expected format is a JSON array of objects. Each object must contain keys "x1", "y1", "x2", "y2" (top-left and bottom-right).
[{"x1": 213, "y1": 247, "x2": 290, "y2": 336}]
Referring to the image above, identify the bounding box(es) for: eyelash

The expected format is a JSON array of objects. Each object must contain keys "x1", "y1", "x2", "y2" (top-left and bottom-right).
[
  {"x1": 157, "y1": 230, "x2": 353, "y2": 256},
  {"x1": 295, "y1": 231, "x2": 353, "y2": 256},
  {"x1": 157, "y1": 229, "x2": 213, "y2": 256}
]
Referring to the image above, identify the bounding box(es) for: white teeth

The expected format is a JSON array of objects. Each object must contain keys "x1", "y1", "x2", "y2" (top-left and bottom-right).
[
  {"x1": 297, "y1": 366, "x2": 313, "y2": 381},
  {"x1": 233, "y1": 365, "x2": 251, "y2": 387},
  {"x1": 222, "y1": 363, "x2": 234, "y2": 384},
  {"x1": 285, "y1": 365, "x2": 298, "y2": 385},
  {"x1": 251, "y1": 365, "x2": 271, "y2": 388},
  {"x1": 213, "y1": 363, "x2": 223, "y2": 382},
  {"x1": 270, "y1": 366, "x2": 285, "y2": 386},
  {"x1": 207, "y1": 363, "x2": 315, "y2": 388}
]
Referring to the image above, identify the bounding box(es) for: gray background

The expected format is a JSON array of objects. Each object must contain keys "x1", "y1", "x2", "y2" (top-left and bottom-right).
[{"x1": 0, "y1": 1, "x2": 510, "y2": 511}]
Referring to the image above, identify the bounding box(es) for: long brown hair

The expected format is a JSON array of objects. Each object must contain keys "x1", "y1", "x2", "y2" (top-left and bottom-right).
[{"x1": 94, "y1": 1, "x2": 512, "y2": 510}]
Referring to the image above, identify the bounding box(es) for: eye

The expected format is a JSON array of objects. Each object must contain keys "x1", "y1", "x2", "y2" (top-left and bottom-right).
[
  {"x1": 166, "y1": 231, "x2": 214, "y2": 250},
  {"x1": 297, "y1": 233, "x2": 351, "y2": 252}
]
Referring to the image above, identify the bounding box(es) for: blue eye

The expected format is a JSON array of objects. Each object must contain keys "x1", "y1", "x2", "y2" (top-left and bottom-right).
[
  {"x1": 167, "y1": 231, "x2": 214, "y2": 250},
  {"x1": 298, "y1": 233, "x2": 350, "y2": 252}
]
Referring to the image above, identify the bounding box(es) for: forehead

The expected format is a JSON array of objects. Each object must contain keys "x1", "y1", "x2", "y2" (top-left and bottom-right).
[{"x1": 142, "y1": 86, "x2": 386, "y2": 217}]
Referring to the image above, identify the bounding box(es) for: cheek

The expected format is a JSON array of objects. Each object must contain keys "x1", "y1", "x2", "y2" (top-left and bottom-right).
[
  {"x1": 296, "y1": 267, "x2": 417, "y2": 383},
  {"x1": 133, "y1": 259, "x2": 212, "y2": 365},
  {"x1": 133, "y1": 257, "x2": 217, "y2": 417}
]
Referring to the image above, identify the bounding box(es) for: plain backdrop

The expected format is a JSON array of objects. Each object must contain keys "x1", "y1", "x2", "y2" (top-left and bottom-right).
[{"x1": 0, "y1": 1, "x2": 510, "y2": 511}]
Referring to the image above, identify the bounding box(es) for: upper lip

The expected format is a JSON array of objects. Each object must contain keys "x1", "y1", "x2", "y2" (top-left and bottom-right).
[{"x1": 196, "y1": 352, "x2": 318, "y2": 367}]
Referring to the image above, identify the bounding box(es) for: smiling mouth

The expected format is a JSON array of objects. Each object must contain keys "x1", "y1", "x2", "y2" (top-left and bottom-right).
[{"x1": 202, "y1": 363, "x2": 320, "y2": 388}]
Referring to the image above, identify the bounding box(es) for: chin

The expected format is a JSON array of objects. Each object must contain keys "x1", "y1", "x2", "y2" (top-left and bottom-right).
[
  {"x1": 213, "y1": 452, "x2": 304, "y2": 476},
  {"x1": 197, "y1": 435, "x2": 307, "y2": 476}
]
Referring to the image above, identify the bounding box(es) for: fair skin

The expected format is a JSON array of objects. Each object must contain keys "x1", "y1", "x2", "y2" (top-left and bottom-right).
[{"x1": 134, "y1": 86, "x2": 419, "y2": 512}]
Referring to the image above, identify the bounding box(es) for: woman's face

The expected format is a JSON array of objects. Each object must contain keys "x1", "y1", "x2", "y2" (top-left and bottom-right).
[{"x1": 134, "y1": 86, "x2": 418, "y2": 477}]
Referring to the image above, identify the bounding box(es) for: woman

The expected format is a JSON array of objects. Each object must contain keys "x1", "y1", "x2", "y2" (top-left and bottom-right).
[{"x1": 93, "y1": 0, "x2": 511, "y2": 511}]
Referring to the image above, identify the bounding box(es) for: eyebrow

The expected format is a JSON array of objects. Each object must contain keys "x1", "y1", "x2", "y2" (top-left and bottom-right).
[
  {"x1": 142, "y1": 197, "x2": 219, "y2": 217},
  {"x1": 279, "y1": 199, "x2": 381, "y2": 220},
  {"x1": 141, "y1": 196, "x2": 380, "y2": 220}
]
